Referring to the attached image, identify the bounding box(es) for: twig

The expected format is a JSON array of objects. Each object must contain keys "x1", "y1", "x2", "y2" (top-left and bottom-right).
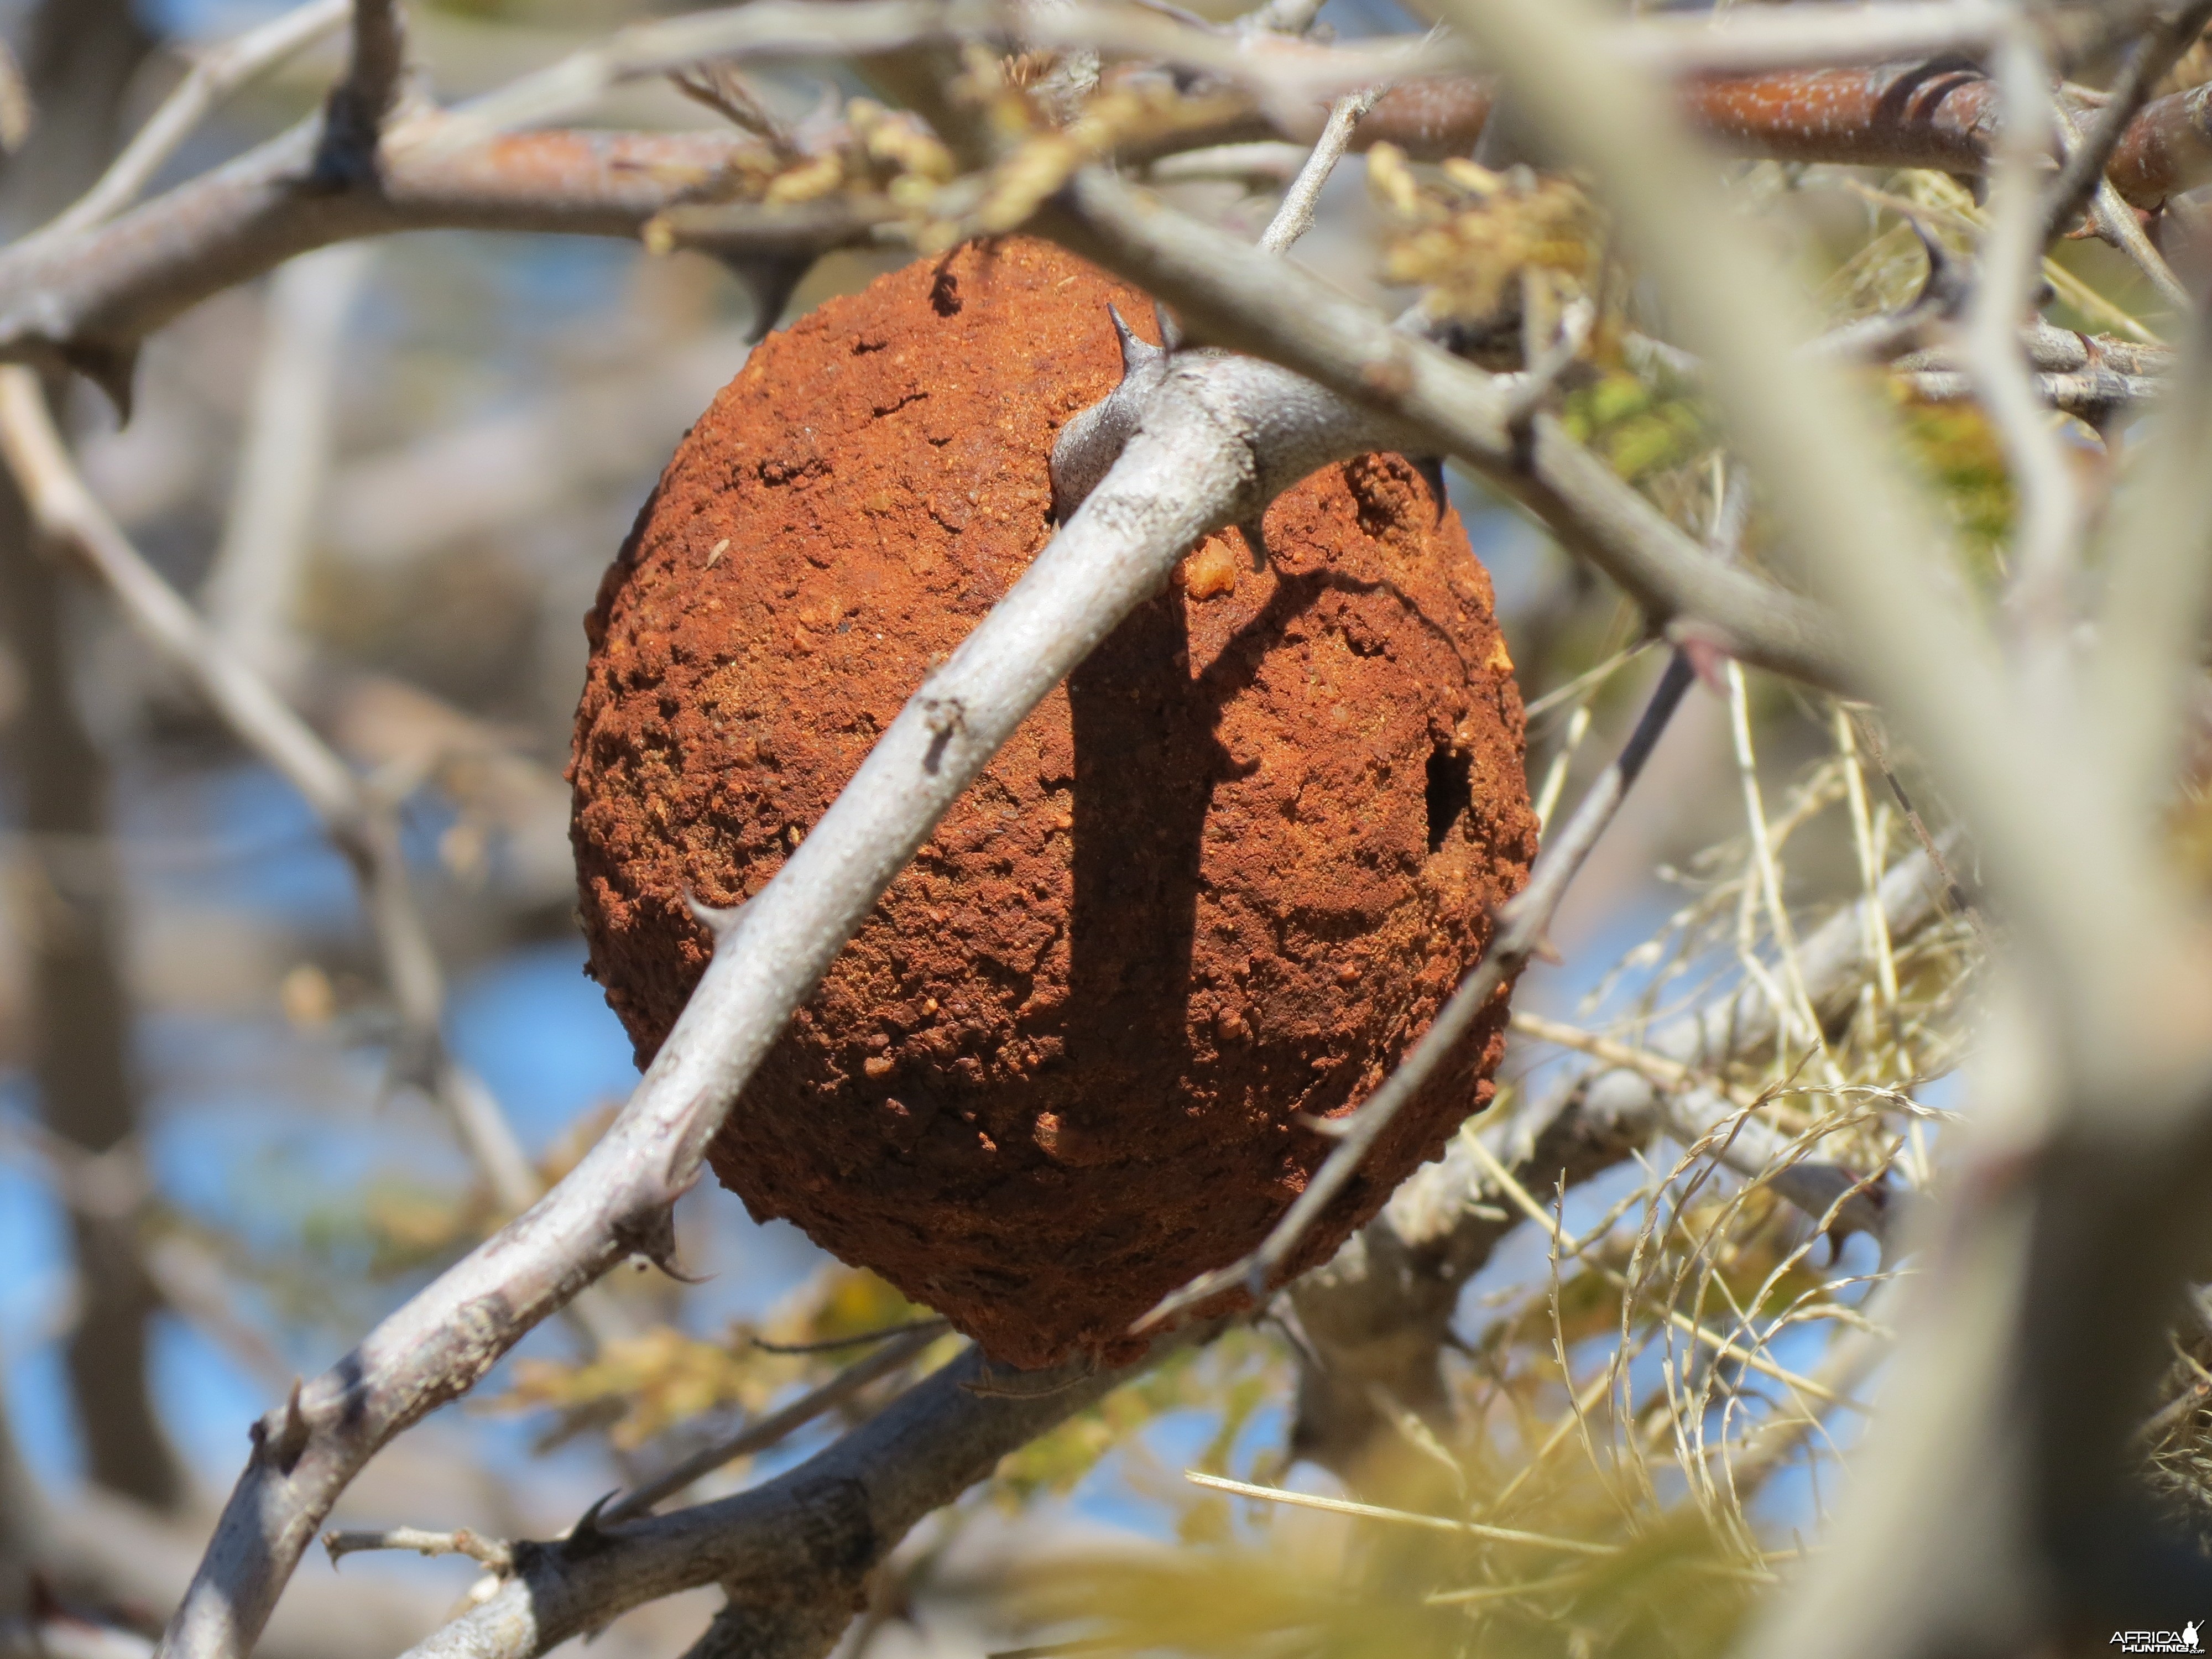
[
  {"x1": 1890, "y1": 366, "x2": 2158, "y2": 420},
  {"x1": 322, "y1": 1528, "x2": 514, "y2": 1573},
  {"x1": 601, "y1": 1324, "x2": 946, "y2": 1523},
  {"x1": 1256, "y1": 84, "x2": 1381, "y2": 255},
  {"x1": 750, "y1": 1317, "x2": 950, "y2": 1354},
  {"x1": 2042, "y1": 0, "x2": 2212, "y2": 246},
  {"x1": 1133, "y1": 650, "x2": 1698, "y2": 1334},
  {"x1": 1969, "y1": 27, "x2": 2087, "y2": 644},
  {"x1": 392, "y1": 1338, "x2": 1196, "y2": 1659},
  {"x1": 1509, "y1": 1010, "x2": 1744, "y2": 1105},
  {"x1": 202, "y1": 244, "x2": 373, "y2": 684},
  {"x1": 416, "y1": 0, "x2": 1433, "y2": 161},
  {"x1": 39, "y1": 0, "x2": 350, "y2": 241},
  {"x1": 2053, "y1": 101, "x2": 2192, "y2": 316},
  {"x1": 1183, "y1": 1470, "x2": 1619, "y2": 1553}
]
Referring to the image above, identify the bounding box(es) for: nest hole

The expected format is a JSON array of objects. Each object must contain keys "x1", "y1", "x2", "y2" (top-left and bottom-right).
[{"x1": 1425, "y1": 744, "x2": 1472, "y2": 853}]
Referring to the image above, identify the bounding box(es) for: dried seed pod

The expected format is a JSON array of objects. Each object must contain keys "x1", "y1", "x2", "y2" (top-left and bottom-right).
[{"x1": 570, "y1": 237, "x2": 1537, "y2": 1369}]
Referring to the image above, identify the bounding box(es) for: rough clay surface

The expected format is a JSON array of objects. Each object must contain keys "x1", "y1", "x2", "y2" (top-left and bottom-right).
[{"x1": 570, "y1": 238, "x2": 1537, "y2": 1369}]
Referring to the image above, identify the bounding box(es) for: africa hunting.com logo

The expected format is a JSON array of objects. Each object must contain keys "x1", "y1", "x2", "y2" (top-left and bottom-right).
[{"x1": 2111, "y1": 1624, "x2": 2203, "y2": 1653}]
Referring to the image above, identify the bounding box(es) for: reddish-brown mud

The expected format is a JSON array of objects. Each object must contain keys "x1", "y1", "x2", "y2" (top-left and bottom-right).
[{"x1": 570, "y1": 237, "x2": 1537, "y2": 1369}]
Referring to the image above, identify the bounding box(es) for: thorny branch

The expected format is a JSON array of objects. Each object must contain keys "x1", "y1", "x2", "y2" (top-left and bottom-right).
[
  {"x1": 15, "y1": 9, "x2": 2212, "y2": 404},
  {"x1": 1036, "y1": 170, "x2": 1858, "y2": 690},
  {"x1": 322, "y1": 1528, "x2": 514, "y2": 1574},
  {"x1": 393, "y1": 1336, "x2": 1208, "y2": 1659}
]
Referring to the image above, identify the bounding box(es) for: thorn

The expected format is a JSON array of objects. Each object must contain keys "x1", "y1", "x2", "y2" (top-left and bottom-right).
[
  {"x1": 622, "y1": 1202, "x2": 706, "y2": 1282},
  {"x1": 269, "y1": 1376, "x2": 311, "y2": 1474},
  {"x1": 564, "y1": 1491, "x2": 620, "y2": 1557},
  {"x1": 685, "y1": 888, "x2": 745, "y2": 939},
  {"x1": 1105, "y1": 304, "x2": 1165, "y2": 377},
  {"x1": 1673, "y1": 630, "x2": 1734, "y2": 695},
  {"x1": 643, "y1": 1242, "x2": 712, "y2": 1286},
  {"x1": 1294, "y1": 1111, "x2": 1354, "y2": 1138},
  {"x1": 1530, "y1": 933, "x2": 1563, "y2": 966},
  {"x1": 1237, "y1": 519, "x2": 1270, "y2": 571},
  {"x1": 723, "y1": 256, "x2": 808, "y2": 345},
  {"x1": 1413, "y1": 455, "x2": 1449, "y2": 525},
  {"x1": 61, "y1": 339, "x2": 137, "y2": 424},
  {"x1": 1152, "y1": 299, "x2": 1184, "y2": 354}
]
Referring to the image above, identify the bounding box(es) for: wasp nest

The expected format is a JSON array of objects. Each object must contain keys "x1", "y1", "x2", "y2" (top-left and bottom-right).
[{"x1": 570, "y1": 237, "x2": 1537, "y2": 1369}]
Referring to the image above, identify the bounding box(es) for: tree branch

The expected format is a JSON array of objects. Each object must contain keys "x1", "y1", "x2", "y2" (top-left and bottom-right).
[
  {"x1": 0, "y1": 119, "x2": 851, "y2": 404},
  {"x1": 394, "y1": 1338, "x2": 1199, "y2": 1659},
  {"x1": 1035, "y1": 170, "x2": 1857, "y2": 692},
  {"x1": 318, "y1": 0, "x2": 408, "y2": 184},
  {"x1": 603, "y1": 1324, "x2": 946, "y2": 1524},
  {"x1": 38, "y1": 0, "x2": 349, "y2": 241},
  {"x1": 2042, "y1": 0, "x2": 2212, "y2": 243}
]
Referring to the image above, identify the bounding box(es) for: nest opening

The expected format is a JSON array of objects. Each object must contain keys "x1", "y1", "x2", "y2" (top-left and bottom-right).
[{"x1": 1425, "y1": 743, "x2": 1473, "y2": 853}]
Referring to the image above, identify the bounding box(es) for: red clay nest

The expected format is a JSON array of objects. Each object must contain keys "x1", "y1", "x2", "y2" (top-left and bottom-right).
[{"x1": 570, "y1": 238, "x2": 1537, "y2": 1370}]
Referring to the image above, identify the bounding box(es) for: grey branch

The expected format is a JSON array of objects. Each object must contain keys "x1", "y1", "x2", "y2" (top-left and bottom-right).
[
  {"x1": 1036, "y1": 169, "x2": 1857, "y2": 692},
  {"x1": 1256, "y1": 84, "x2": 1381, "y2": 256},
  {"x1": 322, "y1": 1528, "x2": 514, "y2": 1574},
  {"x1": 37, "y1": 0, "x2": 350, "y2": 241},
  {"x1": 603, "y1": 1324, "x2": 946, "y2": 1524},
  {"x1": 394, "y1": 1338, "x2": 1198, "y2": 1659},
  {"x1": 0, "y1": 118, "x2": 836, "y2": 403}
]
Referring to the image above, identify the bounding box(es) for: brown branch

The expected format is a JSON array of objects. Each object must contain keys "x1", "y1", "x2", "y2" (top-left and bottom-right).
[
  {"x1": 17, "y1": 51, "x2": 2212, "y2": 406},
  {"x1": 1352, "y1": 61, "x2": 2212, "y2": 211},
  {"x1": 2044, "y1": 1, "x2": 2212, "y2": 241},
  {"x1": 0, "y1": 118, "x2": 858, "y2": 404}
]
